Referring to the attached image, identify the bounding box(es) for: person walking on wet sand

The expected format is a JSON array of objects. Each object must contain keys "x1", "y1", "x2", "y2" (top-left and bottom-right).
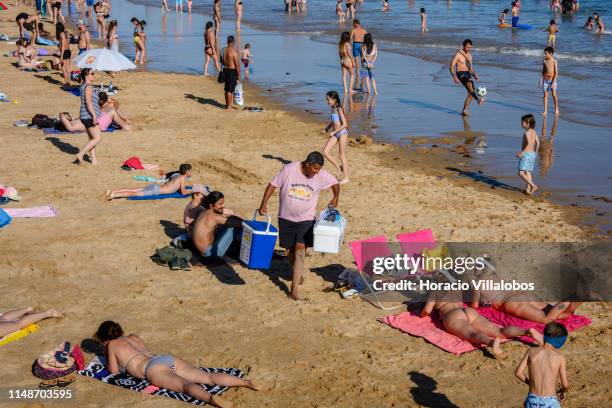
[
  {"x1": 449, "y1": 39, "x2": 485, "y2": 116},
  {"x1": 221, "y1": 36, "x2": 241, "y2": 109},
  {"x1": 204, "y1": 21, "x2": 221, "y2": 75},
  {"x1": 517, "y1": 114, "x2": 540, "y2": 195},
  {"x1": 323, "y1": 91, "x2": 350, "y2": 184},
  {"x1": 76, "y1": 68, "x2": 102, "y2": 165},
  {"x1": 258, "y1": 152, "x2": 340, "y2": 300}
]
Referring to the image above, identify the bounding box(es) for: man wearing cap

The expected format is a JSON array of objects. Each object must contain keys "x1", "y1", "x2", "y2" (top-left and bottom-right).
[
  {"x1": 77, "y1": 20, "x2": 91, "y2": 55},
  {"x1": 258, "y1": 151, "x2": 340, "y2": 300}
]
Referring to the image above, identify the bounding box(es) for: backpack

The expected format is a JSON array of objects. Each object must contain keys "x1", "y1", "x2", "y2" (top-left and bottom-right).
[{"x1": 31, "y1": 341, "x2": 85, "y2": 380}]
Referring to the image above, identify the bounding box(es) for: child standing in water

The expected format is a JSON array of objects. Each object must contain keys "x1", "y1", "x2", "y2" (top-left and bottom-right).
[
  {"x1": 323, "y1": 91, "x2": 350, "y2": 184},
  {"x1": 541, "y1": 46, "x2": 559, "y2": 116},
  {"x1": 241, "y1": 43, "x2": 252, "y2": 80},
  {"x1": 420, "y1": 8, "x2": 428, "y2": 32},
  {"x1": 517, "y1": 114, "x2": 540, "y2": 195},
  {"x1": 546, "y1": 20, "x2": 559, "y2": 47},
  {"x1": 515, "y1": 322, "x2": 570, "y2": 408}
]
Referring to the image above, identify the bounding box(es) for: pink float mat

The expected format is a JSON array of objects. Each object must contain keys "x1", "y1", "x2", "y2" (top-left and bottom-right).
[
  {"x1": 477, "y1": 306, "x2": 592, "y2": 343},
  {"x1": 3, "y1": 205, "x2": 58, "y2": 218},
  {"x1": 379, "y1": 308, "x2": 592, "y2": 355}
]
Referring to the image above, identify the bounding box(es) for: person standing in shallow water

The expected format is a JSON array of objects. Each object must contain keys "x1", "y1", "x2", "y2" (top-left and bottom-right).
[
  {"x1": 449, "y1": 39, "x2": 485, "y2": 116},
  {"x1": 204, "y1": 21, "x2": 221, "y2": 75},
  {"x1": 339, "y1": 31, "x2": 355, "y2": 94}
]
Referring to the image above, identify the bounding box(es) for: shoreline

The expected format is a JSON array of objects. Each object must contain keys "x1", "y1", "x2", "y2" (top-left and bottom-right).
[
  {"x1": 112, "y1": 0, "x2": 610, "y2": 234},
  {"x1": 0, "y1": 3, "x2": 610, "y2": 408}
]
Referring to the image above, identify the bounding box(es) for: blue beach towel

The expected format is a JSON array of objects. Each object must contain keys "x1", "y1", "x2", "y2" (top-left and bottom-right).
[
  {"x1": 43, "y1": 126, "x2": 117, "y2": 135},
  {"x1": 64, "y1": 88, "x2": 80, "y2": 97},
  {"x1": 0, "y1": 208, "x2": 12, "y2": 228},
  {"x1": 127, "y1": 192, "x2": 190, "y2": 201}
]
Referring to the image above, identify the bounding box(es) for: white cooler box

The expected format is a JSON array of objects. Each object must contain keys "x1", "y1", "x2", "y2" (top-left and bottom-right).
[{"x1": 313, "y1": 219, "x2": 345, "y2": 254}]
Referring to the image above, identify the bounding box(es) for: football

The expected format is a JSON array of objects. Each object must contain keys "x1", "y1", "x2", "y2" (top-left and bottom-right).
[{"x1": 476, "y1": 86, "x2": 487, "y2": 97}]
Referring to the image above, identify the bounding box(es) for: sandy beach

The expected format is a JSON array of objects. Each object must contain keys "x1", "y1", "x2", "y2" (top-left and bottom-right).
[{"x1": 0, "y1": 3, "x2": 610, "y2": 407}]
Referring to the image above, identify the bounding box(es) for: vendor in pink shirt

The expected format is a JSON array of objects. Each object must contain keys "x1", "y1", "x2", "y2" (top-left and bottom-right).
[{"x1": 258, "y1": 152, "x2": 340, "y2": 300}]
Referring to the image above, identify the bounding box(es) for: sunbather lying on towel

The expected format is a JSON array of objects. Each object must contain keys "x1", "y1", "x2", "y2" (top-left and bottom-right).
[
  {"x1": 59, "y1": 92, "x2": 132, "y2": 132},
  {"x1": 106, "y1": 163, "x2": 192, "y2": 200},
  {"x1": 96, "y1": 321, "x2": 263, "y2": 408},
  {"x1": 0, "y1": 306, "x2": 63, "y2": 338},
  {"x1": 468, "y1": 265, "x2": 583, "y2": 324},
  {"x1": 421, "y1": 293, "x2": 543, "y2": 357},
  {"x1": 192, "y1": 191, "x2": 242, "y2": 260}
]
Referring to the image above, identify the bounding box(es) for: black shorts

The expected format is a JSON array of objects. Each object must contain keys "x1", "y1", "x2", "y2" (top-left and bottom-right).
[
  {"x1": 52, "y1": 2, "x2": 61, "y2": 9},
  {"x1": 278, "y1": 218, "x2": 315, "y2": 249},
  {"x1": 62, "y1": 49, "x2": 72, "y2": 60},
  {"x1": 457, "y1": 71, "x2": 472, "y2": 86},
  {"x1": 80, "y1": 118, "x2": 97, "y2": 129},
  {"x1": 223, "y1": 68, "x2": 238, "y2": 93}
]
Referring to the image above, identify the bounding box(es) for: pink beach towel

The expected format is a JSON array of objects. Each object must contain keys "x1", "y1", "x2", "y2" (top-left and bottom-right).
[
  {"x1": 477, "y1": 307, "x2": 592, "y2": 343},
  {"x1": 4, "y1": 205, "x2": 58, "y2": 218},
  {"x1": 379, "y1": 311, "x2": 478, "y2": 355}
]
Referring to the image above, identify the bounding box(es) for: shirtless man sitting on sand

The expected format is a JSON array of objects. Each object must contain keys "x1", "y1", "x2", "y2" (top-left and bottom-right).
[
  {"x1": 450, "y1": 39, "x2": 485, "y2": 116},
  {"x1": 421, "y1": 275, "x2": 542, "y2": 357},
  {"x1": 105, "y1": 163, "x2": 192, "y2": 200},
  {"x1": 192, "y1": 191, "x2": 243, "y2": 260}
]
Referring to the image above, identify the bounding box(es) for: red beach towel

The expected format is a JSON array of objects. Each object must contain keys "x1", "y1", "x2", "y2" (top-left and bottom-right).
[{"x1": 122, "y1": 156, "x2": 145, "y2": 170}]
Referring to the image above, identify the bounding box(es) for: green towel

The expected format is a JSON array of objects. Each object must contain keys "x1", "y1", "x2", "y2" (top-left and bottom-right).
[{"x1": 133, "y1": 175, "x2": 164, "y2": 183}]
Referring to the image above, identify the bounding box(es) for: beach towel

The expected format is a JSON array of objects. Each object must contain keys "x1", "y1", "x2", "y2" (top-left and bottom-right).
[
  {"x1": 379, "y1": 311, "x2": 478, "y2": 355},
  {"x1": 133, "y1": 175, "x2": 166, "y2": 183},
  {"x1": 43, "y1": 127, "x2": 116, "y2": 135},
  {"x1": 63, "y1": 88, "x2": 80, "y2": 97},
  {"x1": 78, "y1": 356, "x2": 244, "y2": 405},
  {"x1": 0, "y1": 324, "x2": 39, "y2": 347},
  {"x1": 477, "y1": 307, "x2": 592, "y2": 343},
  {"x1": 127, "y1": 192, "x2": 190, "y2": 201},
  {"x1": 4, "y1": 205, "x2": 58, "y2": 218}
]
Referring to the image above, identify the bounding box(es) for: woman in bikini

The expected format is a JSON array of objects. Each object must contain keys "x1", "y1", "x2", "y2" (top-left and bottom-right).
[
  {"x1": 421, "y1": 279, "x2": 541, "y2": 357},
  {"x1": 213, "y1": 0, "x2": 221, "y2": 37},
  {"x1": 131, "y1": 17, "x2": 147, "y2": 64},
  {"x1": 107, "y1": 20, "x2": 119, "y2": 52},
  {"x1": 339, "y1": 31, "x2": 355, "y2": 94},
  {"x1": 96, "y1": 321, "x2": 263, "y2": 408},
  {"x1": 204, "y1": 21, "x2": 221, "y2": 75},
  {"x1": 323, "y1": 90, "x2": 350, "y2": 184},
  {"x1": 94, "y1": 1, "x2": 106, "y2": 40},
  {"x1": 361, "y1": 33, "x2": 378, "y2": 95}
]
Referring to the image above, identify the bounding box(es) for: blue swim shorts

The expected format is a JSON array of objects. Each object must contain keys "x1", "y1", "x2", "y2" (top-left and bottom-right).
[
  {"x1": 524, "y1": 393, "x2": 560, "y2": 408},
  {"x1": 352, "y1": 41, "x2": 363, "y2": 58},
  {"x1": 519, "y1": 151, "x2": 537, "y2": 172}
]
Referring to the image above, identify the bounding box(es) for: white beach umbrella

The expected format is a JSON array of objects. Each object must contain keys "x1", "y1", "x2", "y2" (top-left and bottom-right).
[{"x1": 74, "y1": 48, "x2": 136, "y2": 71}]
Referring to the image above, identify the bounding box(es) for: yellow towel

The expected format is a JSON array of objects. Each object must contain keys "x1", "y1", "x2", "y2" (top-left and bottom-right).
[{"x1": 0, "y1": 324, "x2": 40, "y2": 347}]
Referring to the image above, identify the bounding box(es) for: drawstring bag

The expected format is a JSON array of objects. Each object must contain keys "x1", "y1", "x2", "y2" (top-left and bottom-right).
[{"x1": 32, "y1": 341, "x2": 85, "y2": 381}]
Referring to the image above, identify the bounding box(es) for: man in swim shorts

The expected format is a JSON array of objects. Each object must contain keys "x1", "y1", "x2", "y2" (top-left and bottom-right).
[
  {"x1": 350, "y1": 19, "x2": 367, "y2": 86},
  {"x1": 222, "y1": 35, "x2": 241, "y2": 110},
  {"x1": 105, "y1": 163, "x2": 192, "y2": 200},
  {"x1": 192, "y1": 191, "x2": 243, "y2": 261},
  {"x1": 515, "y1": 322, "x2": 570, "y2": 408},
  {"x1": 449, "y1": 39, "x2": 485, "y2": 116},
  {"x1": 77, "y1": 20, "x2": 91, "y2": 55}
]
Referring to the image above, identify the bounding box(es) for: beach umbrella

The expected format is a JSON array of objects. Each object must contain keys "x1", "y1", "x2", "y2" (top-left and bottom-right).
[{"x1": 74, "y1": 48, "x2": 136, "y2": 72}]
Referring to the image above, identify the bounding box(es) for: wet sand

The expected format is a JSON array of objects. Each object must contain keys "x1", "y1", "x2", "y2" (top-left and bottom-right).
[{"x1": 0, "y1": 4, "x2": 610, "y2": 408}]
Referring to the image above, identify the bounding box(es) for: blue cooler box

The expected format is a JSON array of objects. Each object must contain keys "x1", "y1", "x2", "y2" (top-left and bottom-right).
[{"x1": 239, "y1": 211, "x2": 278, "y2": 270}]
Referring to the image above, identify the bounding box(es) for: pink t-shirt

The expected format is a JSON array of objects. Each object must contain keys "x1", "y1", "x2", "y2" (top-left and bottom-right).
[{"x1": 270, "y1": 162, "x2": 337, "y2": 222}]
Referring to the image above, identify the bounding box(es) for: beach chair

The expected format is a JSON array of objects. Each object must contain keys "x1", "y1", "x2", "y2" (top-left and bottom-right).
[
  {"x1": 396, "y1": 229, "x2": 457, "y2": 283},
  {"x1": 349, "y1": 235, "x2": 403, "y2": 310}
]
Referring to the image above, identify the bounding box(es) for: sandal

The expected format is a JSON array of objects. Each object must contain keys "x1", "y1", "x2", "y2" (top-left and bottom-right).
[
  {"x1": 57, "y1": 372, "x2": 76, "y2": 387},
  {"x1": 39, "y1": 379, "x2": 57, "y2": 388}
]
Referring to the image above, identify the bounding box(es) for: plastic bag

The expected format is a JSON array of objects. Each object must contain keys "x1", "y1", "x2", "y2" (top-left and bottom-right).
[{"x1": 233, "y1": 83, "x2": 244, "y2": 106}]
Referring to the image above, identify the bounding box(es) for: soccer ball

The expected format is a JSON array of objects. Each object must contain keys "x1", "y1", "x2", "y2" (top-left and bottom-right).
[{"x1": 476, "y1": 86, "x2": 487, "y2": 97}]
